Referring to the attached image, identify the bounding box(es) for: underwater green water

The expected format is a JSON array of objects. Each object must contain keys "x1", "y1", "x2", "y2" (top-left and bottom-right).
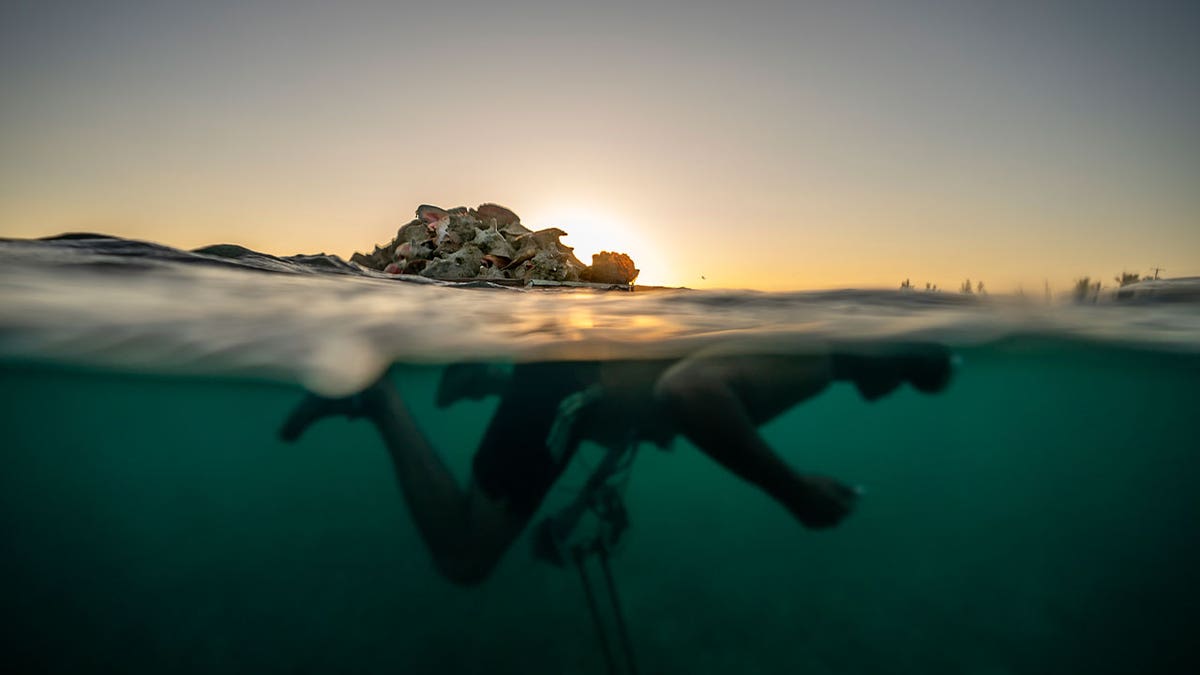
[{"x1": 2, "y1": 339, "x2": 1198, "y2": 674}]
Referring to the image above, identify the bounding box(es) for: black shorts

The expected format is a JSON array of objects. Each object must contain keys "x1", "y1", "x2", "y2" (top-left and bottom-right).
[{"x1": 471, "y1": 361, "x2": 599, "y2": 517}]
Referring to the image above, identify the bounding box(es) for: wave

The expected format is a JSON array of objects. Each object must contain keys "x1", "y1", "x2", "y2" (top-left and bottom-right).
[{"x1": 1, "y1": 234, "x2": 1198, "y2": 395}]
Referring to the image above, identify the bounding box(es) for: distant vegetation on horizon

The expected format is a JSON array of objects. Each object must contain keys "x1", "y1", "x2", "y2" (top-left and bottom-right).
[{"x1": 900, "y1": 267, "x2": 1168, "y2": 303}]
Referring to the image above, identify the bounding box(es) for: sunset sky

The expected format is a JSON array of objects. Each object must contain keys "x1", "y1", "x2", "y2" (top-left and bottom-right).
[{"x1": 2, "y1": 0, "x2": 1197, "y2": 290}]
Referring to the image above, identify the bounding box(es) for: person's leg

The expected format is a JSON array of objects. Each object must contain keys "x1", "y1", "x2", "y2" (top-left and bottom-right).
[
  {"x1": 651, "y1": 345, "x2": 952, "y2": 528},
  {"x1": 652, "y1": 354, "x2": 859, "y2": 528},
  {"x1": 435, "y1": 362, "x2": 512, "y2": 408},
  {"x1": 280, "y1": 377, "x2": 529, "y2": 586}
]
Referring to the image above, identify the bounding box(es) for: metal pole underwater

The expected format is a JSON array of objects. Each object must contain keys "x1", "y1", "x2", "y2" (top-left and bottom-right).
[
  {"x1": 575, "y1": 546, "x2": 619, "y2": 675},
  {"x1": 598, "y1": 543, "x2": 640, "y2": 675},
  {"x1": 573, "y1": 540, "x2": 641, "y2": 675}
]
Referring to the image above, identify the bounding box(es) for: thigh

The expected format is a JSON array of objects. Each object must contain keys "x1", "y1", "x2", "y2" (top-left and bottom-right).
[
  {"x1": 471, "y1": 361, "x2": 599, "y2": 517},
  {"x1": 663, "y1": 353, "x2": 834, "y2": 426}
]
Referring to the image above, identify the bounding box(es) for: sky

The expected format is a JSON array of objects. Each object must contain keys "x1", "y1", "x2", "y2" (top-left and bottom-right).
[{"x1": 1, "y1": 0, "x2": 1197, "y2": 290}]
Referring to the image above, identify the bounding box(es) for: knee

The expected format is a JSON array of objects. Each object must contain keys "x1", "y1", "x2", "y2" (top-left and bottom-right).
[{"x1": 653, "y1": 361, "x2": 726, "y2": 412}]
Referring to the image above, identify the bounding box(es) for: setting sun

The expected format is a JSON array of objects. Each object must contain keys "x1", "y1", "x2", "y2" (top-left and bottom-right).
[{"x1": 530, "y1": 205, "x2": 676, "y2": 288}]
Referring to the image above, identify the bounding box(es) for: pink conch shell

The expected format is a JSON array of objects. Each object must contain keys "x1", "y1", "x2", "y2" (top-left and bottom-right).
[
  {"x1": 416, "y1": 204, "x2": 452, "y2": 245},
  {"x1": 481, "y1": 254, "x2": 512, "y2": 268},
  {"x1": 416, "y1": 204, "x2": 449, "y2": 223}
]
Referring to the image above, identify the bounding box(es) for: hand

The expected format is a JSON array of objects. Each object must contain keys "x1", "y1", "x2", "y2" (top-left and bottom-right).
[{"x1": 792, "y1": 474, "x2": 860, "y2": 529}]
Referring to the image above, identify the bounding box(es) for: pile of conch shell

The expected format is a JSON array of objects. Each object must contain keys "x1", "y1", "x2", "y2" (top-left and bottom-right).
[{"x1": 351, "y1": 203, "x2": 639, "y2": 285}]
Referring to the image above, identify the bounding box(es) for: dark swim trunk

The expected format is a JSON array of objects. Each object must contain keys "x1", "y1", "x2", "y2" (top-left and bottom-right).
[{"x1": 471, "y1": 361, "x2": 600, "y2": 517}]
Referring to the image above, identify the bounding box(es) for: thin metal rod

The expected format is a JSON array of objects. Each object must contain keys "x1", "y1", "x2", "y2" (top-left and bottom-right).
[
  {"x1": 598, "y1": 546, "x2": 640, "y2": 675},
  {"x1": 575, "y1": 548, "x2": 618, "y2": 675}
]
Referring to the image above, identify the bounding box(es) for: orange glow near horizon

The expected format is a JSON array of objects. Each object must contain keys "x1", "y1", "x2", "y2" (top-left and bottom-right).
[
  {"x1": 525, "y1": 204, "x2": 675, "y2": 288},
  {"x1": 1, "y1": 3, "x2": 1197, "y2": 293}
]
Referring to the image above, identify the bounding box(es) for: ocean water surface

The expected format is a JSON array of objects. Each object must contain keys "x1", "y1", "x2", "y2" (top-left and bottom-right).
[{"x1": 1, "y1": 236, "x2": 1198, "y2": 674}]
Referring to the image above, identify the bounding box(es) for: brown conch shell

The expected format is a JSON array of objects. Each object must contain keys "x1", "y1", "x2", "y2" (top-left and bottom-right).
[
  {"x1": 504, "y1": 228, "x2": 569, "y2": 270},
  {"x1": 420, "y1": 245, "x2": 484, "y2": 279},
  {"x1": 474, "y1": 203, "x2": 520, "y2": 227},
  {"x1": 580, "y1": 251, "x2": 639, "y2": 284},
  {"x1": 471, "y1": 224, "x2": 517, "y2": 259}
]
